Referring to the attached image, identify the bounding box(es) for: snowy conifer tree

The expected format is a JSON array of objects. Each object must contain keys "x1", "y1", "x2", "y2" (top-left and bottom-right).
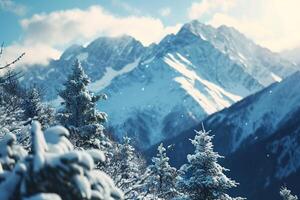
[
  {"x1": 280, "y1": 187, "x2": 298, "y2": 200},
  {"x1": 117, "y1": 136, "x2": 139, "y2": 181},
  {"x1": 22, "y1": 86, "x2": 55, "y2": 127},
  {"x1": 179, "y1": 127, "x2": 243, "y2": 200},
  {"x1": 145, "y1": 143, "x2": 179, "y2": 199},
  {"x1": 0, "y1": 91, "x2": 24, "y2": 134},
  {"x1": 22, "y1": 87, "x2": 42, "y2": 120},
  {"x1": 101, "y1": 136, "x2": 148, "y2": 199},
  {"x1": 0, "y1": 88, "x2": 31, "y2": 148},
  {"x1": 59, "y1": 59, "x2": 107, "y2": 128},
  {"x1": 0, "y1": 121, "x2": 123, "y2": 200},
  {"x1": 58, "y1": 59, "x2": 107, "y2": 147}
]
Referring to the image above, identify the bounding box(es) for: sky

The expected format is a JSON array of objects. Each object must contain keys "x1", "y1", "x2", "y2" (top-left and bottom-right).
[{"x1": 1, "y1": 0, "x2": 300, "y2": 66}]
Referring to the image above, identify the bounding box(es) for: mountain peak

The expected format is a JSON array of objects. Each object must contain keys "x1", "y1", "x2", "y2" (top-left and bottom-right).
[
  {"x1": 60, "y1": 44, "x2": 84, "y2": 60},
  {"x1": 180, "y1": 20, "x2": 214, "y2": 36},
  {"x1": 184, "y1": 19, "x2": 208, "y2": 28},
  {"x1": 87, "y1": 34, "x2": 142, "y2": 48}
]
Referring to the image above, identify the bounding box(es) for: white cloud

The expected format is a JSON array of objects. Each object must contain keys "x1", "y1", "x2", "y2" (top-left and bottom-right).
[
  {"x1": 20, "y1": 6, "x2": 180, "y2": 46},
  {"x1": 188, "y1": 0, "x2": 300, "y2": 52},
  {"x1": 0, "y1": 0, "x2": 27, "y2": 16},
  {"x1": 3, "y1": 44, "x2": 61, "y2": 66},
  {"x1": 160, "y1": 7, "x2": 171, "y2": 17},
  {"x1": 188, "y1": 0, "x2": 236, "y2": 19},
  {"x1": 4, "y1": 5, "x2": 181, "y2": 66}
]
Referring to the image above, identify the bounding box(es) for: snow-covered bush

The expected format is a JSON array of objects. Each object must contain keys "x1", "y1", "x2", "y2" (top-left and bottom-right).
[
  {"x1": 0, "y1": 121, "x2": 123, "y2": 200},
  {"x1": 178, "y1": 127, "x2": 244, "y2": 200}
]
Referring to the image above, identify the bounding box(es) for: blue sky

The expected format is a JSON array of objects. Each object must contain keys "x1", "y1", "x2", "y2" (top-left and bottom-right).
[
  {"x1": 1, "y1": 0, "x2": 300, "y2": 66},
  {"x1": 0, "y1": 0, "x2": 190, "y2": 45}
]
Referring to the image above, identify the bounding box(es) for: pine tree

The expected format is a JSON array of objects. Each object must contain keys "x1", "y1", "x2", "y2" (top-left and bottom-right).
[
  {"x1": 280, "y1": 187, "x2": 298, "y2": 200},
  {"x1": 0, "y1": 91, "x2": 25, "y2": 134},
  {"x1": 22, "y1": 86, "x2": 55, "y2": 127},
  {"x1": 146, "y1": 143, "x2": 179, "y2": 199},
  {"x1": 22, "y1": 87, "x2": 42, "y2": 119},
  {"x1": 58, "y1": 59, "x2": 107, "y2": 146},
  {"x1": 0, "y1": 121, "x2": 123, "y2": 200},
  {"x1": 179, "y1": 127, "x2": 243, "y2": 200},
  {"x1": 118, "y1": 136, "x2": 139, "y2": 183},
  {"x1": 104, "y1": 136, "x2": 147, "y2": 199}
]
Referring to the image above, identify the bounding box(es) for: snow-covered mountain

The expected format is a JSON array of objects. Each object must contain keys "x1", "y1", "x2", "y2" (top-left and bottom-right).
[
  {"x1": 224, "y1": 109, "x2": 300, "y2": 200},
  {"x1": 21, "y1": 35, "x2": 146, "y2": 100},
  {"x1": 146, "y1": 71, "x2": 300, "y2": 199},
  {"x1": 96, "y1": 21, "x2": 297, "y2": 148},
  {"x1": 22, "y1": 20, "x2": 298, "y2": 149},
  {"x1": 183, "y1": 21, "x2": 297, "y2": 85}
]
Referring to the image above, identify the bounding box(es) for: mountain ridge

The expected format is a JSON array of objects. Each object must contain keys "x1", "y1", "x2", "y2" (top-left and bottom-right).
[{"x1": 20, "y1": 20, "x2": 298, "y2": 149}]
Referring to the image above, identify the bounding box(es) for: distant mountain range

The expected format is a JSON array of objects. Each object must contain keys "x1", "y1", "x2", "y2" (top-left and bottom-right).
[
  {"x1": 21, "y1": 20, "x2": 299, "y2": 149},
  {"x1": 146, "y1": 71, "x2": 300, "y2": 200}
]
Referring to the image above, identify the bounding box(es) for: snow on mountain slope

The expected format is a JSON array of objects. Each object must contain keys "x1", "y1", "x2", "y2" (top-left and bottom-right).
[
  {"x1": 183, "y1": 20, "x2": 298, "y2": 86},
  {"x1": 89, "y1": 57, "x2": 141, "y2": 91},
  {"x1": 164, "y1": 53, "x2": 242, "y2": 113},
  {"x1": 207, "y1": 71, "x2": 300, "y2": 153},
  {"x1": 145, "y1": 72, "x2": 300, "y2": 200},
  {"x1": 207, "y1": 70, "x2": 300, "y2": 153},
  {"x1": 98, "y1": 28, "x2": 266, "y2": 148},
  {"x1": 21, "y1": 35, "x2": 146, "y2": 100},
  {"x1": 221, "y1": 107, "x2": 300, "y2": 200},
  {"x1": 150, "y1": 71, "x2": 300, "y2": 163}
]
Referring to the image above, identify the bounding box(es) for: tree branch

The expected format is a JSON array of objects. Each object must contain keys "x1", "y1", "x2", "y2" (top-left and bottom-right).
[
  {"x1": 0, "y1": 52, "x2": 25, "y2": 70},
  {"x1": 0, "y1": 42, "x2": 4, "y2": 60}
]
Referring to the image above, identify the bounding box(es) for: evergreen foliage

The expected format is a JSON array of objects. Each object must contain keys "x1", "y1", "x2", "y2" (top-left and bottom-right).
[
  {"x1": 0, "y1": 121, "x2": 123, "y2": 200},
  {"x1": 146, "y1": 143, "x2": 180, "y2": 199},
  {"x1": 280, "y1": 187, "x2": 298, "y2": 200},
  {"x1": 58, "y1": 59, "x2": 107, "y2": 148},
  {"x1": 101, "y1": 136, "x2": 148, "y2": 199},
  {"x1": 22, "y1": 86, "x2": 55, "y2": 127},
  {"x1": 58, "y1": 59, "x2": 107, "y2": 128},
  {"x1": 179, "y1": 127, "x2": 244, "y2": 200}
]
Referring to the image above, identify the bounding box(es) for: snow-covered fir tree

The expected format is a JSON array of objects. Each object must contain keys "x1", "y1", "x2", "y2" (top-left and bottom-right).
[
  {"x1": 179, "y1": 127, "x2": 244, "y2": 200},
  {"x1": 0, "y1": 90, "x2": 25, "y2": 135},
  {"x1": 22, "y1": 86, "x2": 55, "y2": 127},
  {"x1": 101, "y1": 136, "x2": 148, "y2": 200},
  {"x1": 116, "y1": 136, "x2": 140, "y2": 185},
  {"x1": 0, "y1": 69, "x2": 25, "y2": 133},
  {"x1": 0, "y1": 49, "x2": 32, "y2": 148},
  {"x1": 22, "y1": 87, "x2": 42, "y2": 120},
  {"x1": 145, "y1": 143, "x2": 179, "y2": 199},
  {"x1": 280, "y1": 187, "x2": 298, "y2": 200},
  {"x1": 58, "y1": 59, "x2": 107, "y2": 148},
  {"x1": 0, "y1": 82, "x2": 31, "y2": 148},
  {"x1": 0, "y1": 77, "x2": 54, "y2": 149},
  {"x1": 0, "y1": 121, "x2": 123, "y2": 200}
]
